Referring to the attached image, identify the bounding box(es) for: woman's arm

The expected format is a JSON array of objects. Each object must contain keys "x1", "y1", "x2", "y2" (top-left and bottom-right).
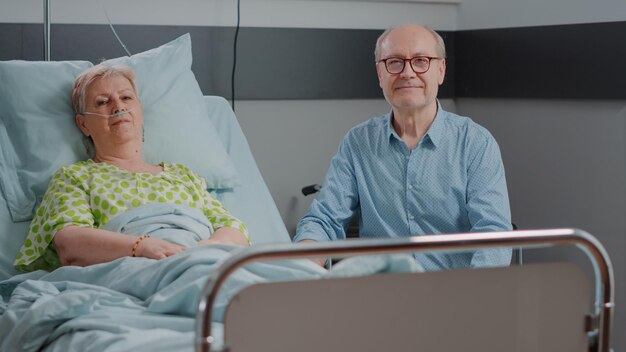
[
  {"x1": 180, "y1": 164, "x2": 250, "y2": 247},
  {"x1": 54, "y1": 226, "x2": 186, "y2": 266}
]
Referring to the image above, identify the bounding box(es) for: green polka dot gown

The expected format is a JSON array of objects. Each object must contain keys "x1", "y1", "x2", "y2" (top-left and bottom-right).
[{"x1": 14, "y1": 160, "x2": 248, "y2": 272}]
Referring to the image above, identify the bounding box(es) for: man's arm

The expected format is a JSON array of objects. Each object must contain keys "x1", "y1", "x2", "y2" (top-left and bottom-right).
[
  {"x1": 465, "y1": 131, "x2": 512, "y2": 268},
  {"x1": 294, "y1": 137, "x2": 359, "y2": 244},
  {"x1": 296, "y1": 239, "x2": 327, "y2": 267}
]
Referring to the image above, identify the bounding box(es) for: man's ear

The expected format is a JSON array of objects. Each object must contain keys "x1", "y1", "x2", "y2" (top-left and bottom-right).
[
  {"x1": 75, "y1": 114, "x2": 90, "y2": 137},
  {"x1": 438, "y1": 59, "x2": 446, "y2": 85},
  {"x1": 376, "y1": 63, "x2": 384, "y2": 88}
]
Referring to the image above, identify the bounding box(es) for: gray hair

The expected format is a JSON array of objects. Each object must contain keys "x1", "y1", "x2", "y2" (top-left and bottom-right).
[
  {"x1": 374, "y1": 25, "x2": 447, "y2": 61},
  {"x1": 71, "y1": 64, "x2": 138, "y2": 114}
]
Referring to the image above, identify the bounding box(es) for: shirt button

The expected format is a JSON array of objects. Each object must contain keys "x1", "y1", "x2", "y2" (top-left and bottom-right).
[
  {"x1": 408, "y1": 185, "x2": 413, "y2": 189},
  {"x1": 408, "y1": 215, "x2": 414, "y2": 220}
]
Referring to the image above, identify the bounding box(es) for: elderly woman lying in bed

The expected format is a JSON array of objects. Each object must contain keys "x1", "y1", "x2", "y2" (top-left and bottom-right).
[{"x1": 13, "y1": 64, "x2": 249, "y2": 272}]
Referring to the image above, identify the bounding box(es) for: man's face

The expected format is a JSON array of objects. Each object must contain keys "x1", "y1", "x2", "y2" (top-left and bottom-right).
[{"x1": 376, "y1": 26, "x2": 446, "y2": 113}]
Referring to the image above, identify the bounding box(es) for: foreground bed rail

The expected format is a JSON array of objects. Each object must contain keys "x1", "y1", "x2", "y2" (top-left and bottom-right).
[{"x1": 195, "y1": 228, "x2": 614, "y2": 352}]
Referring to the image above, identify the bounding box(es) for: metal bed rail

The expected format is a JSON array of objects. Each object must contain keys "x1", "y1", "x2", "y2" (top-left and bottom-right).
[{"x1": 195, "y1": 228, "x2": 614, "y2": 352}]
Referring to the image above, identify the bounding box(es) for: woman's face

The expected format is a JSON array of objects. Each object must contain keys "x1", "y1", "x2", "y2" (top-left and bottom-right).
[{"x1": 76, "y1": 74, "x2": 143, "y2": 149}]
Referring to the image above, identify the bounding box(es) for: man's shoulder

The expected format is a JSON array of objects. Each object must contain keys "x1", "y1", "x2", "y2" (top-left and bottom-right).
[
  {"x1": 441, "y1": 110, "x2": 494, "y2": 141},
  {"x1": 340, "y1": 114, "x2": 390, "y2": 151},
  {"x1": 346, "y1": 113, "x2": 389, "y2": 137}
]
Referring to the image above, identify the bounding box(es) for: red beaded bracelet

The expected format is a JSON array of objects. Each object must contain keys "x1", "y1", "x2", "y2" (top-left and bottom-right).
[{"x1": 131, "y1": 235, "x2": 150, "y2": 257}]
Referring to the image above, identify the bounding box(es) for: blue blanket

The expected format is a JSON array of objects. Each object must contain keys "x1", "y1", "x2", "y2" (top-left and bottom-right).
[
  {"x1": 0, "y1": 204, "x2": 421, "y2": 352},
  {"x1": 103, "y1": 203, "x2": 216, "y2": 248}
]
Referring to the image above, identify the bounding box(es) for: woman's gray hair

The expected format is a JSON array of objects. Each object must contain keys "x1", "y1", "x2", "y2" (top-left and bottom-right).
[
  {"x1": 374, "y1": 25, "x2": 447, "y2": 61},
  {"x1": 71, "y1": 64, "x2": 138, "y2": 115}
]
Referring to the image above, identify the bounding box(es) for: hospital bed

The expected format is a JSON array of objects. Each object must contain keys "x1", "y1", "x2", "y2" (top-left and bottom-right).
[
  {"x1": 197, "y1": 229, "x2": 614, "y2": 352},
  {"x1": 0, "y1": 34, "x2": 614, "y2": 352}
]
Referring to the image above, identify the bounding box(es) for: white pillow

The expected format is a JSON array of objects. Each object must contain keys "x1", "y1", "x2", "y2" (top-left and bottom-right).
[{"x1": 0, "y1": 34, "x2": 240, "y2": 222}]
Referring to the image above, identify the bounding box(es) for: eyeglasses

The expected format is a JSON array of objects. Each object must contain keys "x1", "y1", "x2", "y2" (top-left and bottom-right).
[{"x1": 378, "y1": 56, "x2": 442, "y2": 74}]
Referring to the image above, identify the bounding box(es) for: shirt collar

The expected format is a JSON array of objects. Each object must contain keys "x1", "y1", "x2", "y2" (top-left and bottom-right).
[
  {"x1": 385, "y1": 111, "x2": 398, "y2": 142},
  {"x1": 386, "y1": 100, "x2": 446, "y2": 148},
  {"x1": 425, "y1": 100, "x2": 445, "y2": 148}
]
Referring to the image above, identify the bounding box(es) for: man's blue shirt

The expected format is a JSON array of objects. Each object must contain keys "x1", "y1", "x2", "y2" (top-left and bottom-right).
[{"x1": 294, "y1": 104, "x2": 512, "y2": 271}]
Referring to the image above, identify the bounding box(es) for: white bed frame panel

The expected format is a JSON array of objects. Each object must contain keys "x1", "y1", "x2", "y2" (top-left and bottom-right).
[
  {"x1": 224, "y1": 262, "x2": 590, "y2": 352},
  {"x1": 196, "y1": 229, "x2": 614, "y2": 352}
]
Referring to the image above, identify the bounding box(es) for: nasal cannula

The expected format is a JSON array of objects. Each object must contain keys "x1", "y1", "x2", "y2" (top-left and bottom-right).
[{"x1": 81, "y1": 108, "x2": 134, "y2": 118}]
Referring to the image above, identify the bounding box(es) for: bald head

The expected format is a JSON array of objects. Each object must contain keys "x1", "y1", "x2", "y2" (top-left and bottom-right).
[{"x1": 375, "y1": 24, "x2": 446, "y2": 61}]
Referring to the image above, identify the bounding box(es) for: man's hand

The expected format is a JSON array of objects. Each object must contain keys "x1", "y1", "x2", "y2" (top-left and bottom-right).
[{"x1": 297, "y1": 239, "x2": 327, "y2": 267}]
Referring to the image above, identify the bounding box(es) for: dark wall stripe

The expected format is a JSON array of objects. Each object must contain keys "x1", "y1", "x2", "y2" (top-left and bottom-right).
[
  {"x1": 1, "y1": 21, "x2": 624, "y2": 99},
  {"x1": 0, "y1": 23, "x2": 454, "y2": 100},
  {"x1": 455, "y1": 21, "x2": 626, "y2": 99},
  {"x1": 234, "y1": 27, "x2": 454, "y2": 99}
]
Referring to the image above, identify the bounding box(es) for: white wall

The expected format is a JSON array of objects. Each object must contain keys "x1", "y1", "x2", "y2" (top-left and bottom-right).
[
  {"x1": 456, "y1": 1, "x2": 625, "y2": 349},
  {"x1": 458, "y1": 0, "x2": 626, "y2": 30},
  {"x1": 459, "y1": 98, "x2": 626, "y2": 349},
  {"x1": 236, "y1": 99, "x2": 388, "y2": 234},
  {"x1": 0, "y1": 0, "x2": 458, "y2": 30}
]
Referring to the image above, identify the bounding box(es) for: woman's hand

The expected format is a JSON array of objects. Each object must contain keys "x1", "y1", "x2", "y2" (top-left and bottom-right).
[
  {"x1": 198, "y1": 227, "x2": 250, "y2": 247},
  {"x1": 135, "y1": 237, "x2": 186, "y2": 259}
]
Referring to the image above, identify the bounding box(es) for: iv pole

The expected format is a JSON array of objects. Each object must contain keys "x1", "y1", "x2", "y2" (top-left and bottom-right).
[{"x1": 44, "y1": 0, "x2": 51, "y2": 61}]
